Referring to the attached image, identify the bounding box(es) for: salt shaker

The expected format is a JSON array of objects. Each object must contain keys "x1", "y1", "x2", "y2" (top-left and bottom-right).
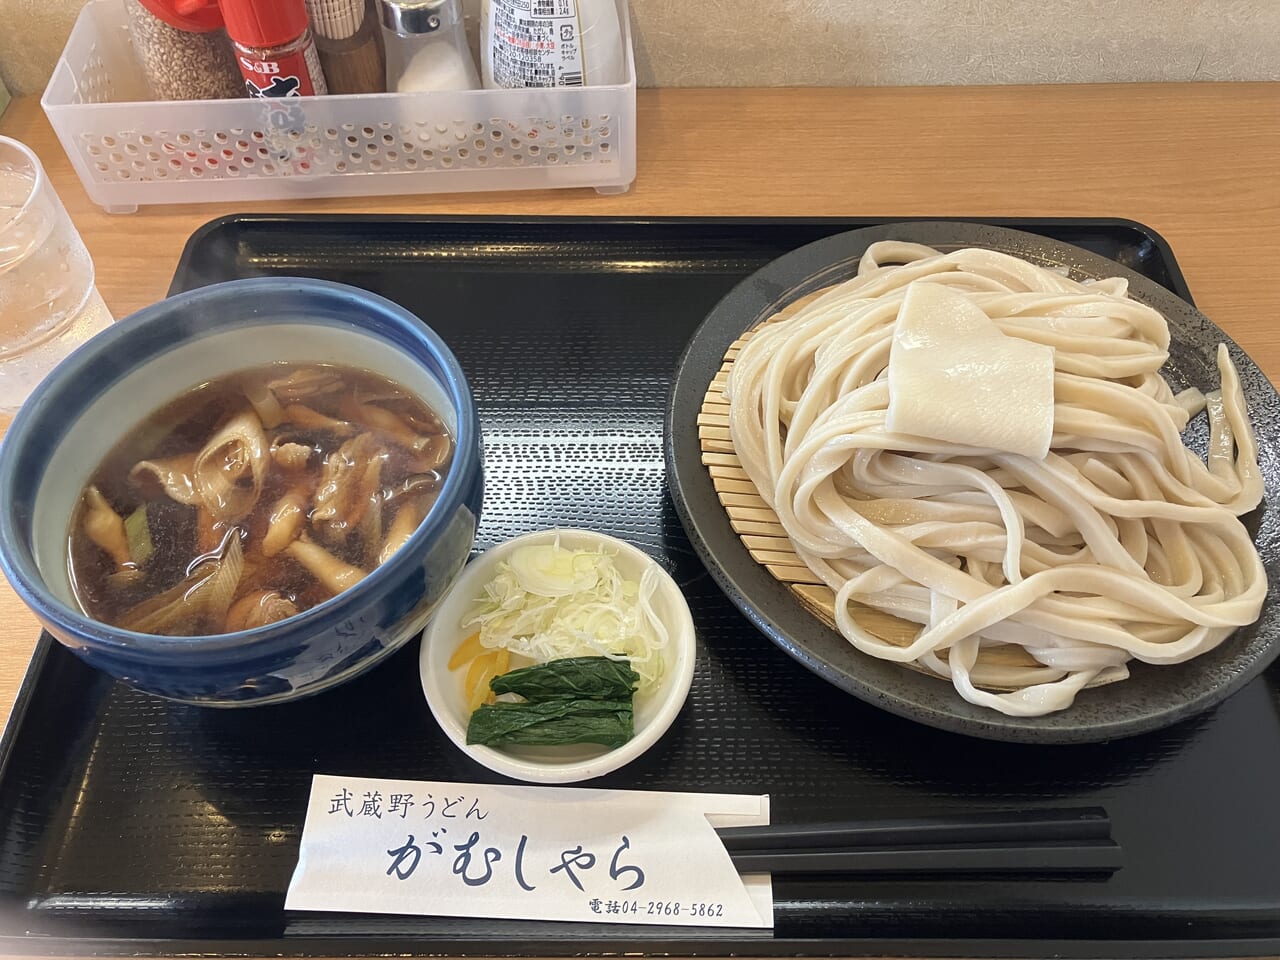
[
  {"x1": 379, "y1": 0, "x2": 480, "y2": 93},
  {"x1": 124, "y1": 0, "x2": 243, "y2": 100}
]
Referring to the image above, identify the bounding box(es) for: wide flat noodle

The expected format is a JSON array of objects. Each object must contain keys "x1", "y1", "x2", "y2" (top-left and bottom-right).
[
  {"x1": 886, "y1": 281, "x2": 1055, "y2": 459},
  {"x1": 722, "y1": 242, "x2": 1265, "y2": 717}
]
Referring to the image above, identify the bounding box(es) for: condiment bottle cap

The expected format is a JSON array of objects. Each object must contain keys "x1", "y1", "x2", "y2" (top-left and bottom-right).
[
  {"x1": 136, "y1": 0, "x2": 225, "y2": 32},
  {"x1": 219, "y1": 0, "x2": 310, "y2": 48},
  {"x1": 378, "y1": 0, "x2": 457, "y2": 36}
]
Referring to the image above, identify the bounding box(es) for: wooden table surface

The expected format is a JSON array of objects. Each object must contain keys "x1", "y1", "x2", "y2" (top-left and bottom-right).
[{"x1": 0, "y1": 82, "x2": 1278, "y2": 956}]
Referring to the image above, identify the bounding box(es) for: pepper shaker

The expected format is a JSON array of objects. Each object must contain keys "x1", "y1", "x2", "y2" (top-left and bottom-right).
[
  {"x1": 379, "y1": 0, "x2": 480, "y2": 93},
  {"x1": 220, "y1": 0, "x2": 328, "y2": 97}
]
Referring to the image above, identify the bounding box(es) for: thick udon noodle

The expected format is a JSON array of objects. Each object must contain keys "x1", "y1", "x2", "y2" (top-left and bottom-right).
[{"x1": 724, "y1": 242, "x2": 1266, "y2": 716}]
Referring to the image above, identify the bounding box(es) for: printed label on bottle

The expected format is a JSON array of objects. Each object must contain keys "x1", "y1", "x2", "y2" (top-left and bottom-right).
[
  {"x1": 238, "y1": 48, "x2": 320, "y2": 98},
  {"x1": 490, "y1": 0, "x2": 585, "y2": 87}
]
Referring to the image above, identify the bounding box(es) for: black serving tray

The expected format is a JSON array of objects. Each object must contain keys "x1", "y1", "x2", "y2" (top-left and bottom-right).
[{"x1": 1, "y1": 215, "x2": 1277, "y2": 959}]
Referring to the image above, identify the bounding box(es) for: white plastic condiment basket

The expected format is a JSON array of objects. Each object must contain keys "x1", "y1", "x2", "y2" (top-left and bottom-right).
[{"x1": 41, "y1": 0, "x2": 636, "y2": 213}]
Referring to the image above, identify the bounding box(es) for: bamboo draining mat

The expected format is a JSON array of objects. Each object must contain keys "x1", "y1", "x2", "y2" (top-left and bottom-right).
[{"x1": 696, "y1": 290, "x2": 922, "y2": 651}]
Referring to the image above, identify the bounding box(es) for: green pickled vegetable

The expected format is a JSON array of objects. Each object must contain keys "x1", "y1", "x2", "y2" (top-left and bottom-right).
[
  {"x1": 124, "y1": 504, "x2": 154, "y2": 567},
  {"x1": 466, "y1": 698, "x2": 634, "y2": 749},
  {"x1": 489, "y1": 656, "x2": 639, "y2": 702},
  {"x1": 464, "y1": 656, "x2": 641, "y2": 749}
]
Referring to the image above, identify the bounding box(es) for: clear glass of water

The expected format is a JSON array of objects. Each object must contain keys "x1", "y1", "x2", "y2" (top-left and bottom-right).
[{"x1": 0, "y1": 136, "x2": 113, "y2": 415}]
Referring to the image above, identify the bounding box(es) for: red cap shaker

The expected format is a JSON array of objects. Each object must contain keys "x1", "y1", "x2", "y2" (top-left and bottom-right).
[
  {"x1": 219, "y1": 0, "x2": 328, "y2": 97},
  {"x1": 140, "y1": 0, "x2": 225, "y2": 31}
]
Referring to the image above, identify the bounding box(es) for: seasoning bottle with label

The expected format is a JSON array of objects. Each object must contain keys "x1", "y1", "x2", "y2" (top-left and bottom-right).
[
  {"x1": 220, "y1": 0, "x2": 329, "y2": 97},
  {"x1": 481, "y1": 0, "x2": 625, "y2": 89},
  {"x1": 124, "y1": 0, "x2": 244, "y2": 100},
  {"x1": 380, "y1": 0, "x2": 480, "y2": 92}
]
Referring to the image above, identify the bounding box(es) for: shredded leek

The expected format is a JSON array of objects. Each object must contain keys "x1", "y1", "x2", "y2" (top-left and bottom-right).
[
  {"x1": 463, "y1": 542, "x2": 668, "y2": 692},
  {"x1": 124, "y1": 504, "x2": 154, "y2": 568}
]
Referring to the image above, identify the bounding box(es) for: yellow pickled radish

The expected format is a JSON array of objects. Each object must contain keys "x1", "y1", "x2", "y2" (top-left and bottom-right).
[
  {"x1": 449, "y1": 631, "x2": 485, "y2": 671},
  {"x1": 465, "y1": 652, "x2": 504, "y2": 712},
  {"x1": 464, "y1": 650, "x2": 492, "y2": 697}
]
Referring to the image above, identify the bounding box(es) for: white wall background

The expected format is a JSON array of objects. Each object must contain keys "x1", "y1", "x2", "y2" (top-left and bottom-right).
[{"x1": 2, "y1": 0, "x2": 1277, "y2": 96}]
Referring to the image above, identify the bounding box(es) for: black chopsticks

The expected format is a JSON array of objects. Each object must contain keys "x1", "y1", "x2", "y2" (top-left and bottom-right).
[{"x1": 717, "y1": 806, "x2": 1122, "y2": 877}]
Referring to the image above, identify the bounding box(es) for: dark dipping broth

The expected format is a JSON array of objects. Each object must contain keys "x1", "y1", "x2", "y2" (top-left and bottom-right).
[{"x1": 68, "y1": 363, "x2": 453, "y2": 636}]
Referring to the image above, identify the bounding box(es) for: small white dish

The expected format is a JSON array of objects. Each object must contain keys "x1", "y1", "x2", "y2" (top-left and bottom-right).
[{"x1": 420, "y1": 528, "x2": 696, "y2": 783}]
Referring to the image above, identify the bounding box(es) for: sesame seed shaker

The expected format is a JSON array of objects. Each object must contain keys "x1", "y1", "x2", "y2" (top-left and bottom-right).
[{"x1": 124, "y1": 0, "x2": 243, "y2": 101}]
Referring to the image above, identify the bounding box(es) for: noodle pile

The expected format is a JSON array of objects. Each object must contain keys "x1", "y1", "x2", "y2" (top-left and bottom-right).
[{"x1": 723, "y1": 242, "x2": 1266, "y2": 716}]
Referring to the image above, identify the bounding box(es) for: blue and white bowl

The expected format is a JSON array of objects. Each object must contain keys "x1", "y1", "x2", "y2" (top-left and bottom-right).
[{"x1": 0, "y1": 277, "x2": 483, "y2": 706}]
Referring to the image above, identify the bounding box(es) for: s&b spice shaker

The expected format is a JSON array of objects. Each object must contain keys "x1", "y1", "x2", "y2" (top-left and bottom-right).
[
  {"x1": 220, "y1": 0, "x2": 329, "y2": 97},
  {"x1": 124, "y1": 0, "x2": 243, "y2": 100}
]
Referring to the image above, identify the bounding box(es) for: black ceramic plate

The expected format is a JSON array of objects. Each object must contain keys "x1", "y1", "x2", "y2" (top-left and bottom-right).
[{"x1": 666, "y1": 220, "x2": 1280, "y2": 744}]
